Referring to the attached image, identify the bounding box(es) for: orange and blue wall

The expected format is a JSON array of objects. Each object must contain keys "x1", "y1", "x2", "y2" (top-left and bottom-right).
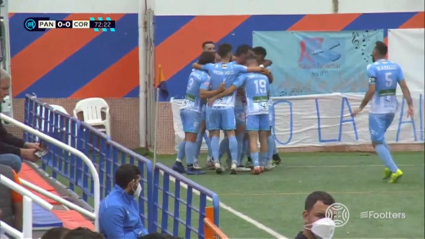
[{"x1": 10, "y1": 12, "x2": 424, "y2": 101}]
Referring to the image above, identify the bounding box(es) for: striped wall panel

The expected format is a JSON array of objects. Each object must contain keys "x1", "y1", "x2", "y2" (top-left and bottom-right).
[
  {"x1": 9, "y1": 12, "x2": 424, "y2": 99},
  {"x1": 9, "y1": 13, "x2": 139, "y2": 98}
]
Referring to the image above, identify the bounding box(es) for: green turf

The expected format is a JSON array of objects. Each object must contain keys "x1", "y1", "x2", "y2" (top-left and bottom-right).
[
  {"x1": 147, "y1": 151, "x2": 424, "y2": 239},
  {"x1": 38, "y1": 149, "x2": 424, "y2": 238}
]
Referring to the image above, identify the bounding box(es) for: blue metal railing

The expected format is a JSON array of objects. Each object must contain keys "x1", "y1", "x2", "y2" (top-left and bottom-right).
[{"x1": 24, "y1": 94, "x2": 220, "y2": 237}]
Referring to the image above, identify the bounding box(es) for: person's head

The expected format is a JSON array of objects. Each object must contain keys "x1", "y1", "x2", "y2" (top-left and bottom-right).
[
  {"x1": 217, "y1": 43, "x2": 233, "y2": 62},
  {"x1": 62, "y1": 227, "x2": 103, "y2": 239},
  {"x1": 372, "y1": 41, "x2": 388, "y2": 62},
  {"x1": 253, "y1": 46, "x2": 267, "y2": 63},
  {"x1": 303, "y1": 191, "x2": 336, "y2": 239},
  {"x1": 202, "y1": 41, "x2": 215, "y2": 53},
  {"x1": 197, "y1": 52, "x2": 216, "y2": 65},
  {"x1": 115, "y1": 164, "x2": 142, "y2": 196},
  {"x1": 41, "y1": 227, "x2": 71, "y2": 239},
  {"x1": 234, "y1": 44, "x2": 252, "y2": 64},
  {"x1": 0, "y1": 68, "x2": 11, "y2": 101},
  {"x1": 245, "y1": 54, "x2": 258, "y2": 67}
]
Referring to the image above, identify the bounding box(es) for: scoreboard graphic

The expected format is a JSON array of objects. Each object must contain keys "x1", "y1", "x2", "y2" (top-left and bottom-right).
[{"x1": 24, "y1": 17, "x2": 116, "y2": 32}]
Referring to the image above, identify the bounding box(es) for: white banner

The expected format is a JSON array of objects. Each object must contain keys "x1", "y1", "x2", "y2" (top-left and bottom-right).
[
  {"x1": 388, "y1": 28, "x2": 424, "y2": 91},
  {"x1": 171, "y1": 92, "x2": 424, "y2": 149}
]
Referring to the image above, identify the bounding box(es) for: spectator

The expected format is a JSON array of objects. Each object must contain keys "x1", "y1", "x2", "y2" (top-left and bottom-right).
[
  {"x1": 62, "y1": 227, "x2": 103, "y2": 239},
  {"x1": 0, "y1": 164, "x2": 23, "y2": 234},
  {"x1": 0, "y1": 68, "x2": 43, "y2": 172},
  {"x1": 41, "y1": 227, "x2": 70, "y2": 239},
  {"x1": 295, "y1": 191, "x2": 336, "y2": 239},
  {"x1": 99, "y1": 164, "x2": 148, "y2": 238}
]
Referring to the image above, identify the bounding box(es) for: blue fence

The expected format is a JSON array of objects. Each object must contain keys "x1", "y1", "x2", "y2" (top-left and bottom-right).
[{"x1": 23, "y1": 94, "x2": 220, "y2": 237}]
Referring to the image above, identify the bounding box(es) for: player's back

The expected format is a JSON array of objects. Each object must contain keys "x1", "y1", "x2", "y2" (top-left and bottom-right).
[
  {"x1": 244, "y1": 73, "x2": 270, "y2": 115},
  {"x1": 181, "y1": 69, "x2": 208, "y2": 112},
  {"x1": 206, "y1": 61, "x2": 246, "y2": 108},
  {"x1": 369, "y1": 59, "x2": 402, "y2": 114},
  {"x1": 206, "y1": 62, "x2": 243, "y2": 89}
]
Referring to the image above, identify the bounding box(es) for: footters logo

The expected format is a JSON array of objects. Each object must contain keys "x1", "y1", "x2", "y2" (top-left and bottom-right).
[{"x1": 360, "y1": 211, "x2": 406, "y2": 219}]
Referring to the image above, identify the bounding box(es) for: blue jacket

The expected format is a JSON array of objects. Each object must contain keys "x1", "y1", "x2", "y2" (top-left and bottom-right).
[{"x1": 99, "y1": 185, "x2": 148, "y2": 238}]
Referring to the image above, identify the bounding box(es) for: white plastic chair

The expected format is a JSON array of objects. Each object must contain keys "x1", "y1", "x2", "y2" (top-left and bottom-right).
[{"x1": 73, "y1": 98, "x2": 111, "y2": 136}]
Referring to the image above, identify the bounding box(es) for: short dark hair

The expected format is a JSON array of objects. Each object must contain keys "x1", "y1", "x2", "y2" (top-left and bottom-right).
[
  {"x1": 41, "y1": 227, "x2": 70, "y2": 239},
  {"x1": 374, "y1": 41, "x2": 388, "y2": 56},
  {"x1": 115, "y1": 164, "x2": 141, "y2": 189},
  {"x1": 235, "y1": 44, "x2": 251, "y2": 57},
  {"x1": 245, "y1": 54, "x2": 257, "y2": 63},
  {"x1": 304, "y1": 191, "x2": 335, "y2": 211},
  {"x1": 198, "y1": 52, "x2": 215, "y2": 64},
  {"x1": 253, "y1": 46, "x2": 267, "y2": 57},
  {"x1": 202, "y1": 41, "x2": 215, "y2": 49},
  {"x1": 62, "y1": 227, "x2": 103, "y2": 239},
  {"x1": 217, "y1": 43, "x2": 233, "y2": 58}
]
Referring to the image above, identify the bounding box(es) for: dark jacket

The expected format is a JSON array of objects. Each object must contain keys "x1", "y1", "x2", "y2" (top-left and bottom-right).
[{"x1": 0, "y1": 105, "x2": 25, "y2": 155}]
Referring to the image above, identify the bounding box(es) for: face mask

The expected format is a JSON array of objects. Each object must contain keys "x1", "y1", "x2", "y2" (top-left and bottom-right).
[
  {"x1": 133, "y1": 183, "x2": 142, "y2": 198},
  {"x1": 305, "y1": 217, "x2": 336, "y2": 239}
]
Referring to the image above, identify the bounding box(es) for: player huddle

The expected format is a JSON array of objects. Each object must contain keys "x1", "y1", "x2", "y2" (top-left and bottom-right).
[{"x1": 173, "y1": 42, "x2": 282, "y2": 175}]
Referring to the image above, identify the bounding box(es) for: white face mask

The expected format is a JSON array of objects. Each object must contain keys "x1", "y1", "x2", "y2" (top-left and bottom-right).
[
  {"x1": 305, "y1": 217, "x2": 336, "y2": 239},
  {"x1": 133, "y1": 183, "x2": 142, "y2": 198}
]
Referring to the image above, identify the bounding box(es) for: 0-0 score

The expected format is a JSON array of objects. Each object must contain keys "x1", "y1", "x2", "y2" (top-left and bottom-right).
[{"x1": 56, "y1": 20, "x2": 73, "y2": 28}]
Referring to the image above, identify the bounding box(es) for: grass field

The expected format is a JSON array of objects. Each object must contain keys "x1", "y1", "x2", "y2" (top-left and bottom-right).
[{"x1": 148, "y1": 151, "x2": 424, "y2": 239}]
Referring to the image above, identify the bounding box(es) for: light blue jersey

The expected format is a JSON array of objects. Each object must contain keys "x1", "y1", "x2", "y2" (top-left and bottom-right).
[
  {"x1": 236, "y1": 73, "x2": 270, "y2": 116},
  {"x1": 181, "y1": 70, "x2": 210, "y2": 113},
  {"x1": 235, "y1": 72, "x2": 270, "y2": 131},
  {"x1": 202, "y1": 62, "x2": 248, "y2": 108},
  {"x1": 367, "y1": 59, "x2": 404, "y2": 114},
  {"x1": 180, "y1": 70, "x2": 210, "y2": 133}
]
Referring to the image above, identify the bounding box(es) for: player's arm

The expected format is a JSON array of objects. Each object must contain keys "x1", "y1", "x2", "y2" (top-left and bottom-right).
[
  {"x1": 199, "y1": 79, "x2": 225, "y2": 99},
  {"x1": 236, "y1": 64, "x2": 270, "y2": 77},
  {"x1": 208, "y1": 76, "x2": 245, "y2": 106},
  {"x1": 397, "y1": 67, "x2": 414, "y2": 117},
  {"x1": 358, "y1": 64, "x2": 376, "y2": 110},
  {"x1": 11, "y1": 170, "x2": 23, "y2": 231},
  {"x1": 264, "y1": 70, "x2": 273, "y2": 83},
  {"x1": 397, "y1": 67, "x2": 413, "y2": 107},
  {"x1": 192, "y1": 63, "x2": 213, "y2": 71},
  {"x1": 263, "y1": 59, "x2": 273, "y2": 67},
  {"x1": 399, "y1": 80, "x2": 413, "y2": 106},
  {"x1": 359, "y1": 79, "x2": 375, "y2": 110},
  {"x1": 258, "y1": 66, "x2": 273, "y2": 83}
]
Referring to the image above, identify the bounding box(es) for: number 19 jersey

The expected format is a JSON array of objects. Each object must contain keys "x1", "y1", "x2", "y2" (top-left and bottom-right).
[
  {"x1": 367, "y1": 59, "x2": 404, "y2": 114},
  {"x1": 236, "y1": 73, "x2": 270, "y2": 116}
]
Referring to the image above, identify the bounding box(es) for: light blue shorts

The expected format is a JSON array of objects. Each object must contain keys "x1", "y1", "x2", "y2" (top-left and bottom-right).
[
  {"x1": 234, "y1": 107, "x2": 246, "y2": 126},
  {"x1": 180, "y1": 109, "x2": 201, "y2": 133},
  {"x1": 246, "y1": 114, "x2": 270, "y2": 131},
  {"x1": 368, "y1": 113, "x2": 395, "y2": 143},
  {"x1": 206, "y1": 107, "x2": 236, "y2": 131}
]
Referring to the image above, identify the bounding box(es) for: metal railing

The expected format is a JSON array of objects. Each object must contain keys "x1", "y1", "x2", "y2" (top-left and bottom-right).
[
  {"x1": 0, "y1": 175, "x2": 53, "y2": 239},
  {"x1": 23, "y1": 95, "x2": 153, "y2": 230},
  {"x1": 0, "y1": 113, "x2": 101, "y2": 231},
  {"x1": 22, "y1": 95, "x2": 222, "y2": 237}
]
